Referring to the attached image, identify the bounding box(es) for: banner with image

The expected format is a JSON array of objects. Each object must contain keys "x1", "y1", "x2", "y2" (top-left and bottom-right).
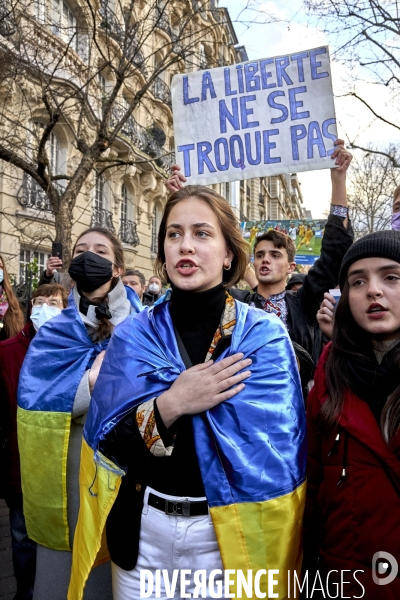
[
  {"x1": 171, "y1": 46, "x2": 337, "y2": 185},
  {"x1": 241, "y1": 219, "x2": 327, "y2": 265}
]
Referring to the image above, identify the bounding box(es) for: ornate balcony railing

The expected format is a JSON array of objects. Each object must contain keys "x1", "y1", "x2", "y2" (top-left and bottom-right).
[
  {"x1": 99, "y1": 3, "x2": 125, "y2": 42},
  {"x1": 132, "y1": 49, "x2": 148, "y2": 77},
  {"x1": 153, "y1": 9, "x2": 171, "y2": 36},
  {"x1": 119, "y1": 219, "x2": 140, "y2": 246},
  {"x1": 91, "y1": 207, "x2": 115, "y2": 232},
  {"x1": 17, "y1": 174, "x2": 54, "y2": 213},
  {"x1": 111, "y1": 106, "x2": 175, "y2": 172},
  {"x1": 151, "y1": 77, "x2": 171, "y2": 107}
]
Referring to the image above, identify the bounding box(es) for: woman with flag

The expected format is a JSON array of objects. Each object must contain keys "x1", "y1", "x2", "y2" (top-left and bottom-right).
[
  {"x1": 69, "y1": 187, "x2": 307, "y2": 600},
  {"x1": 17, "y1": 226, "x2": 142, "y2": 600}
]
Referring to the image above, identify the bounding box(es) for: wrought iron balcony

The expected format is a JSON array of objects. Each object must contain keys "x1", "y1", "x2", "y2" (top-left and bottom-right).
[
  {"x1": 151, "y1": 77, "x2": 171, "y2": 107},
  {"x1": 111, "y1": 106, "x2": 175, "y2": 173},
  {"x1": 17, "y1": 175, "x2": 53, "y2": 213},
  {"x1": 153, "y1": 9, "x2": 171, "y2": 36},
  {"x1": 91, "y1": 207, "x2": 115, "y2": 232},
  {"x1": 119, "y1": 219, "x2": 140, "y2": 246},
  {"x1": 99, "y1": 2, "x2": 125, "y2": 42},
  {"x1": 132, "y1": 50, "x2": 148, "y2": 77}
]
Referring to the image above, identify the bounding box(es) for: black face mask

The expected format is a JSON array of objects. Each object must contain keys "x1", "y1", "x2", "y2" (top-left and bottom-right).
[{"x1": 68, "y1": 251, "x2": 113, "y2": 293}]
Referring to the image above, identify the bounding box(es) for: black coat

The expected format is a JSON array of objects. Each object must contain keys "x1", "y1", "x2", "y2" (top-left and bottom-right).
[{"x1": 231, "y1": 214, "x2": 353, "y2": 365}]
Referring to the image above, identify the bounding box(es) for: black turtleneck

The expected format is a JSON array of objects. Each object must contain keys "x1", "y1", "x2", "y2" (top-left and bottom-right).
[
  {"x1": 169, "y1": 283, "x2": 226, "y2": 366},
  {"x1": 146, "y1": 282, "x2": 229, "y2": 497}
]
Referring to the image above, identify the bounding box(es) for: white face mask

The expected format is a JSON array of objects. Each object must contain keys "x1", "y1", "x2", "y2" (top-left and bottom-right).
[
  {"x1": 0, "y1": 269, "x2": 3, "y2": 283},
  {"x1": 148, "y1": 283, "x2": 161, "y2": 294},
  {"x1": 31, "y1": 304, "x2": 62, "y2": 331}
]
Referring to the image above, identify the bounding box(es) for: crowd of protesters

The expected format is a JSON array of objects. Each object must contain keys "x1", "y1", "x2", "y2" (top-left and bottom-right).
[{"x1": 0, "y1": 143, "x2": 399, "y2": 600}]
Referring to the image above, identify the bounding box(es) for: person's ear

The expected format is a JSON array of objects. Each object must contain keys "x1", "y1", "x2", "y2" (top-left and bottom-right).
[
  {"x1": 287, "y1": 262, "x2": 296, "y2": 275},
  {"x1": 225, "y1": 247, "x2": 234, "y2": 263},
  {"x1": 114, "y1": 267, "x2": 123, "y2": 278}
]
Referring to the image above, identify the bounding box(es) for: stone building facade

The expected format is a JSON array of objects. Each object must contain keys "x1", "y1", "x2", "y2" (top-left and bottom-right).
[{"x1": 0, "y1": 0, "x2": 304, "y2": 285}]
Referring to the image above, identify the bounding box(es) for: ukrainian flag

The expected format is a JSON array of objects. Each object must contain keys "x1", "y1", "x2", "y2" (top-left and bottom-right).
[
  {"x1": 69, "y1": 299, "x2": 306, "y2": 599},
  {"x1": 17, "y1": 287, "x2": 142, "y2": 551}
]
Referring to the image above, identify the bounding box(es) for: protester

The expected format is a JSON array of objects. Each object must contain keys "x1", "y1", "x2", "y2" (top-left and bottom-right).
[
  {"x1": 286, "y1": 272, "x2": 306, "y2": 292},
  {"x1": 38, "y1": 254, "x2": 73, "y2": 290},
  {"x1": 69, "y1": 186, "x2": 306, "y2": 599},
  {"x1": 0, "y1": 284, "x2": 67, "y2": 600},
  {"x1": 0, "y1": 254, "x2": 25, "y2": 341},
  {"x1": 142, "y1": 274, "x2": 163, "y2": 306},
  {"x1": 303, "y1": 230, "x2": 400, "y2": 598},
  {"x1": 121, "y1": 269, "x2": 146, "y2": 302},
  {"x1": 17, "y1": 227, "x2": 142, "y2": 600},
  {"x1": 167, "y1": 140, "x2": 354, "y2": 379},
  {"x1": 319, "y1": 184, "x2": 400, "y2": 340}
]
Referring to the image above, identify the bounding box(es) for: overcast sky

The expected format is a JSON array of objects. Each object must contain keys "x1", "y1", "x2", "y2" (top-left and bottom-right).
[{"x1": 220, "y1": 0, "x2": 398, "y2": 218}]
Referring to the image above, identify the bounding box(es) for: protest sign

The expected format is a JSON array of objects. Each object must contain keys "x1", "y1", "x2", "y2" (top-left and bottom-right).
[
  {"x1": 241, "y1": 218, "x2": 327, "y2": 265},
  {"x1": 171, "y1": 46, "x2": 337, "y2": 185}
]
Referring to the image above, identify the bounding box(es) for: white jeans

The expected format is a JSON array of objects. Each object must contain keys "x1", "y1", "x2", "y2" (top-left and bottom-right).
[{"x1": 112, "y1": 486, "x2": 225, "y2": 600}]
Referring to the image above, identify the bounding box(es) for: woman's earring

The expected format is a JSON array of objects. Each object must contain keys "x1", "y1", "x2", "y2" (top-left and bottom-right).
[{"x1": 224, "y1": 262, "x2": 232, "y2": 271}]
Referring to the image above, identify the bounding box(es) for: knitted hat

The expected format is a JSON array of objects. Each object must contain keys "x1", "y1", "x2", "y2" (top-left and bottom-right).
[{"x1": 339, "y1": 230, "x2": 400, "y2": 290}]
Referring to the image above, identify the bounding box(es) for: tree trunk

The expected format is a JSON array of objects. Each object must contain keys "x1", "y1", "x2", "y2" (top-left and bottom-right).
[{"x1": 54, "y1": 201, "x2": 74, "y2": 268}]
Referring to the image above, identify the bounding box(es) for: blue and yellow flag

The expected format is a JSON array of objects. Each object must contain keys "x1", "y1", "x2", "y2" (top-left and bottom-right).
[
  {"x1": 69, "y1": 298, "x2": 306, "y2": 599},
  {"x1": 17, "y1": 286, "x2": 142, "y2": 551}
]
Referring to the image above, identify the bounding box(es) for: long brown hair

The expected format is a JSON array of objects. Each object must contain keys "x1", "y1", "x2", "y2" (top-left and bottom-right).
[
  {"x1": 154, "y1": 185, "x2": 248, "y2": 288},
  {"x1": 0, "y1": 254, "x2": 25, "y2": 339},
  {"x1": 72, "y1": 227, "x2": 125, "y2": 342},
  {"x1": 322, "y1": 279, "x2": 400, "y2": 441}
]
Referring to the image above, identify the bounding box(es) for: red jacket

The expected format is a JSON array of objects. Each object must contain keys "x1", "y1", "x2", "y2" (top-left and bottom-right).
[
  {"x1": 0, "y1": 322, "x2": 35, "y2": 499},
  {"x1": 304, "y1": 343, "x2": 400, "y2": 599}
]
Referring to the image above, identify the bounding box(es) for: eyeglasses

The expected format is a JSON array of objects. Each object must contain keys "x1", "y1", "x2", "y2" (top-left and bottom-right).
[{"x1": 32, "y1": 297, "x2": 63, "y2": 308}]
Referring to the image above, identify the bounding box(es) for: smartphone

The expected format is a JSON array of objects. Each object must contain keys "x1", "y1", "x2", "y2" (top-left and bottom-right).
[{"x1": 52, "y1": 242, "x2": 63, "y2": 261}]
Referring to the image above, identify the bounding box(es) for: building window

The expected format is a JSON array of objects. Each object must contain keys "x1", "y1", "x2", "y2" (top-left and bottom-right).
[
  {"x1": 91, "y1": 173, "x2": 115, "y2": 231},
  {"x1": 151, "y1": 203, "x2": 162, "y2": 254},
  {"x1": 35, "y1": 0, "x2": 77, "y2": 48},
  {"x1": 19, "y1": 247, "x2": 50, "y2": 283},
  {"x1": 94, "y1": 173, "x2": 105, "y2": 211},
  {"x1": 31, "y1": 122, "x2": 60, "y2": 176},
  {"x1": 119, "y1": 184, "x2": 139, "y2": 246},
  {"x1": 220, "y1": 182, "x2": 230, "y2": 202},
  {"x1": 121, "y1": 184, "x2": 128, "y2": 220}
]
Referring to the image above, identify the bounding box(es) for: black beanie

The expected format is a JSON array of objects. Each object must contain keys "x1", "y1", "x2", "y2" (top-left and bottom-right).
[{"x1": 339, "y1": 230, "x2": 400, "y2": 290}]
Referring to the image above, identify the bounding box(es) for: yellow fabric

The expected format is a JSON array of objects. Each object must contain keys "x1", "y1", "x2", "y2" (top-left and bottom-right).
[
  {"x1": 68, "y1": 439, "x2": 305, "y2": 600},
  {"x1": 17, "y1": 407, "x2": 71, "y2": 550},
  {"x1": 68, "y1": 439, "x2": 123, "y2": 600},
  {"x1": 210, "y1": 481, "x2": 306, "y2": 600}
]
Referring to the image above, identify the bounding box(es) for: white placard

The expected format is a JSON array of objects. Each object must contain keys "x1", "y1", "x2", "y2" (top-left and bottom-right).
[{"x1": 171, "y1": 46, "x2": 337, "y2": 185}]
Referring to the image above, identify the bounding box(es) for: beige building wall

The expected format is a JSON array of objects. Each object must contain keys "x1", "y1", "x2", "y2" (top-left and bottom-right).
[{"x1": 0, "y1": 0, "x2": 305, "y2": 286}]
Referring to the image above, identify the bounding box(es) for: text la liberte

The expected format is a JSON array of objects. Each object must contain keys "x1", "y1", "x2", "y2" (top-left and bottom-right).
[{"x1": 177, "y1": 48, "x2": 336, "y2": 177}]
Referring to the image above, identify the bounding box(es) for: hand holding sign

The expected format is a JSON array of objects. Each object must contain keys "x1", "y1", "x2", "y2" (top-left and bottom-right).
[{"x1": 172, "y1": 46, "x2": 338, "y2": 186}]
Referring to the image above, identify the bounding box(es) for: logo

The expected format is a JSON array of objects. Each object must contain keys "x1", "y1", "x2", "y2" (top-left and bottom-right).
[{"x1": 372, "y1": 551, "x2": 398, "y2": 586}]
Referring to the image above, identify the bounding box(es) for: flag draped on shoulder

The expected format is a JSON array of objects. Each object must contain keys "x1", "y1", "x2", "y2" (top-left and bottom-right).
[
  {"x1": 69, "y1": 297, "x2": 307, "y2": 600},
  {"x1": 17, "y1": 286, "x2": 142, "y2": 551}
]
